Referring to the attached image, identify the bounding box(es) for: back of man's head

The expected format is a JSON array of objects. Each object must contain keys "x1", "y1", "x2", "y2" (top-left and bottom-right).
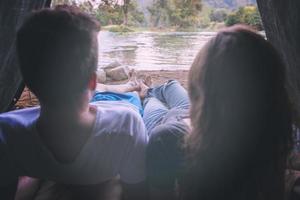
[{"x1": 17, "y1": 5, "x2": 100, "y2": 107}]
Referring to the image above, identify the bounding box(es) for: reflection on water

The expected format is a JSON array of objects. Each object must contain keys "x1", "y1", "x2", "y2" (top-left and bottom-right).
[{"x1": 98, "y1": 31, "x2": 216, "y2": 70}]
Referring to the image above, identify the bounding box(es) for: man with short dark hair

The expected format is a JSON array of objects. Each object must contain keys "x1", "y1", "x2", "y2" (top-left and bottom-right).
[{"x1": 0, "y1": 5, "x2": 148, "y2": 200}]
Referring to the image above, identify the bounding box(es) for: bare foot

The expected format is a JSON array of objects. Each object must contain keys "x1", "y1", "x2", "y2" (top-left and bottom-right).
[
  {"x1": 143, "y1": 75, "x2": 152, "y2": 87},
  {"x1": 128, "y1": 69, "x2": 137, "y2": 81},
  {"x1": 138, "y1": 79, "x2": 150, "y2": 99},
  {"x1": 127, "y1": 69, "x2": 140, "y2": 91}
]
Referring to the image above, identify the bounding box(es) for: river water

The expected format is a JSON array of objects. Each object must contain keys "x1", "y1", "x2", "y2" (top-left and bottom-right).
[{"x1": 98, "y1": 31, "x2": 216, "y2": 70}]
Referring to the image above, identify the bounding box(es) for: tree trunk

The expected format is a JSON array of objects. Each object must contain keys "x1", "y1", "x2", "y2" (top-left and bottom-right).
[
  {"x1": 0, "y1": 0, "x2": 50, "y2": 113},
  {"x1": 123, "y1": 11, "x2": 128, "y2": 25},
  {"x1": 257, "y1": 0, "x2": 300, "y2": 121},
  {"x1": 122, "y1": 0, "x2": 130, "y2": 25}
]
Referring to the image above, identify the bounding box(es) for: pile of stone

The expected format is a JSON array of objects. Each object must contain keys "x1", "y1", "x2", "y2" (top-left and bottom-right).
[{"x1": 97, "y1": 61, "x2": 131, "y2": 83}]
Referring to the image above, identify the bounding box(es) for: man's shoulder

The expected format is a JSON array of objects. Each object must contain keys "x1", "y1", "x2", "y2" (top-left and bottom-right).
[
  {"x1": 0, "y1": 108, "x2": 39, "y2": 180},
  {"x1": 0, "y1": 107, "x2": 40, "y2": 126},
  {"x1": 0, "y1": 107, "x2": 40, "y2": 143}
]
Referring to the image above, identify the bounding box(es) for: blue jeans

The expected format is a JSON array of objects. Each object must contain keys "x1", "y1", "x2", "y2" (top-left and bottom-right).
[
  {"x1": 144, "y1": 80, "x2": 190, "y2": 190},
  {"x1": 143, "y1": 80, "x2": 190, "y2": 134}
]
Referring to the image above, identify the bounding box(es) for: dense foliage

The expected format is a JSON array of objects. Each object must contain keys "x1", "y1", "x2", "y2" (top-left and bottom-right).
[
  {"x1": 94, "y1": 1, "x2": 145, "y2": 26},
  {"x1": 148, "y1": 0, "x2": 202, "y2": 28},
  {"x1": 209, "y1": 8, "x2": 228, "y2": 22},
  {"x1": 204, "y1": 0, "x2": 256, "y2": 9},
  {"x1": 52, "y1": 0, "x2": 145, "y2": 26},
  {"x1": 225, "y1": 6, "x2": 263, "y2": 30},
  {"x1": 51, "y1": 0, "x2": 262, "y2": 31}
]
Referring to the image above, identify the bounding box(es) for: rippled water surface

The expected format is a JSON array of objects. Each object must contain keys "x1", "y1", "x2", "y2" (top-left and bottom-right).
[{"x1": 98, "y1": 31, "x2": 216, "y2": 70}]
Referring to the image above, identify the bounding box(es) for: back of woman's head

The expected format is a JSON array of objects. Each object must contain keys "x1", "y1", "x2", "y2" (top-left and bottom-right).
[{"x1": 182, "y1": 25, "x2": 293, "y2": 200}]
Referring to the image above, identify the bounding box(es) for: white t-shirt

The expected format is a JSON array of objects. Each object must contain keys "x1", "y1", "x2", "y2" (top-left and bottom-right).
[{"x1": 0, "y1": 101, "x2": 148, "y2": 185}]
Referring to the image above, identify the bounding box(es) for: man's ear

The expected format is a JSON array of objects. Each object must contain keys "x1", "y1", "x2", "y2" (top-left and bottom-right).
[{"x1": 88, "y1": 72, "x2": 97, "y2": 91}]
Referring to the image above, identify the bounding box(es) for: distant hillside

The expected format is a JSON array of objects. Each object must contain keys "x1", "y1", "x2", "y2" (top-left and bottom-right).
[
  {"x1": 203, "y1": 0, "x2": 257, "y2": 9},
  {"x1": 137, "y1": 0, "x2": 257, "y2": 10}
]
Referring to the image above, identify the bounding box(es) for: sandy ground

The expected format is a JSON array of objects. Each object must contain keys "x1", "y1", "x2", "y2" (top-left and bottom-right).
[
  {"x1": 15, "y1": 70, "x2": 189, "y2": 109},
  {"x1": 137, "y1": 70, "x2": 189, "y2": 88},
  {"x1": 108, "y1": 70, "x2": 189, "y2": 88}
]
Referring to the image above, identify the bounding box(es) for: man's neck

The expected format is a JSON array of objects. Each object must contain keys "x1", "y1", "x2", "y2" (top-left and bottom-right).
[
  {"x1": 39, "y1": 103, "x2": 90, "y2": 124},
  {"x1": 36, "y1": 99, "x2": 97, "y2": 163},
  {"x1": 38, "y1": 91, "x2": 95, "y2": 128}
]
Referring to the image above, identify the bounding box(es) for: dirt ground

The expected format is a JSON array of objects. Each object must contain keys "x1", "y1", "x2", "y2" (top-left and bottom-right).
[
  {"x1": 131, "y1": 70, "x2": 189, "y2": 88},
  {"x1": 14, "y1": 70, "x2": 189, "y2": 109}
]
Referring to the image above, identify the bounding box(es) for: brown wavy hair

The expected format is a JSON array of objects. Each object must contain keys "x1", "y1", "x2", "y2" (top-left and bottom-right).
[{"x1": 181, "y1": 25, "x2": 293, "y2": 200}]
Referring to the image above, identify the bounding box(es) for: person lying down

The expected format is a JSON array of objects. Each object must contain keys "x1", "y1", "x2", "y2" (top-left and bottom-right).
[
  {"x1": 92, "y1": 70, "x2": 144, "y2": 116},
  {"x1": 94, "y1": 72, "x2": 192, "y2": 200}
]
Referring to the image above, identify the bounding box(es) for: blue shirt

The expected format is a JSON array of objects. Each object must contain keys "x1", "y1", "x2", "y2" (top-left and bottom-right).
[{"x1": 91, "y1": 91, "x2": 143, "y2": 115}]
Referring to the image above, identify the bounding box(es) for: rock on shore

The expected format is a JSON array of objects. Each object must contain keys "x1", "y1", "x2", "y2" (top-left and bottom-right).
[{"x1": 99, "y1": 62, "x2": 130, "y2": 82}]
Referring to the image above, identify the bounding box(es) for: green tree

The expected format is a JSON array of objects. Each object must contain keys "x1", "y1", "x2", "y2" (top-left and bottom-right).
[
  {"x1": 243, "y1": 6, "x2": 263, "y2": 29},
  {"x1": 92, "y1": 0, "x2": 144, "y2": 26},
  {"x1": 209, "y1": 8, "x2": 228, "y2": 22},
  {"x1": 128, "y1": 1, "x2": 145, "y2": 25},
  {"x1": 170, "y1": 0, "x2": 202, "y2": 27},
  {"x1": 225, "y1": 13, "x2": 240, "y2": 26},
  {"x1": 100, "y1": 0, "x2": 135, "y2": 25},
  {"x1": 77, "y1": 1, "x2": 94, "y2": 13},
  {"x1": 52, "y1": 0, "x2": 144, "y2": 27},
  {"x1": 121, "y1": 0, "x2": 131, "y2": 25},
  {"x1": 148, "y1": 0, "x2": 170, "y2": 27},
  {"x1": 51, "y1": 0, "x2": 75, "y2": 6},
  {"x1": 225, "y1": 6, "x2": 263, "y2": 30},
  {"x1": 148, "y1": 0, "x2": 202, "y2": 28},
  {"x1": 94, "y1": 2, "x2": 123, "y2": 25}
]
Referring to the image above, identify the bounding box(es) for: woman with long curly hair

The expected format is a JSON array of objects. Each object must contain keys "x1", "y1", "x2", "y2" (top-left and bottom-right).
[
  {"x1": 181, "y1": 25, "x2": 294, "y2": 200},
  {"x1": 146, "y1": 25, "x2": 294, "y2": 200}
]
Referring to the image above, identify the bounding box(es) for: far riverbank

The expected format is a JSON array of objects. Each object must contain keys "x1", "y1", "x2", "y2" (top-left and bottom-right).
[{"x1": 101, "y1": 24, "x2": 225, "y2": 33}]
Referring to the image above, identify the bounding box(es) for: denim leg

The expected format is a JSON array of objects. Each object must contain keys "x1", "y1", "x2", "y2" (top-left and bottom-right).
[
  {"x1": 143, "y1": 80, "x2": 190, "y2": 133},
  {"x1": 150, "y1": 80, "x2": 190, "y2": 110},
  {"x1": 143, "y1": 97, "x2": 169, "y2": 134},
  {"x1": 146, "y1": 124, "x2": 185, "y2": 190}
]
